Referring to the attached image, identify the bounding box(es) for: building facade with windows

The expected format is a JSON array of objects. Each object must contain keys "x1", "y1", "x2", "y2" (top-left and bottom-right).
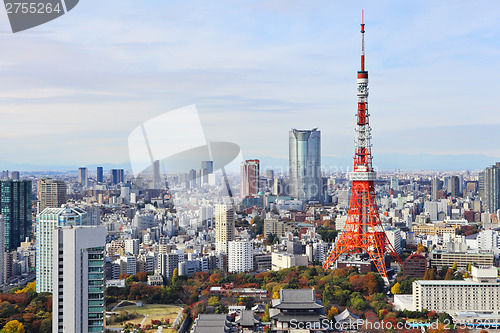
[
  {"x1": 413, "y1": 266, "x2": 500, "y2": 314},
  {"x1": 1, "y1": 180, "x2": 32, "y2": 251},
  {"x1": 53, "y1": 226, "x2": 106, "y2": 333},
  {"x1": 228, "y1": 240, "x2": 253, "y2": 273},
  {"x1": 37, "y1": 178, "x2": 67, "y2": 212},
  {"x1": 36, "y1": 207, "x2": 87, "y2": 293},
  {"x1": 289, "y1": 128, "x2": 322, "y2": 202}
]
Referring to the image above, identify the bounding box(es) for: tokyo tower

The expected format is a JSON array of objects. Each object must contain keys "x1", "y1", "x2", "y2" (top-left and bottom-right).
[{"x1": 323, "y1": 12, "x2": 403, "y2": 283}]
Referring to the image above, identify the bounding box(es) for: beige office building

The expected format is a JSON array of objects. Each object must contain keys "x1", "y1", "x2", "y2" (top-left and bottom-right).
[
  {"x1": 37, "y1": 178, "x2": 67, "y2": 212},
  {"x1": 264, "y1": 218, "x2": 290, "y2": 238},
  {"x1": 215, "y1": 204, "x2": 235, "y2": 253},
  {"x1": 429, "y1": 250, "x2": 494, "y2": 269}
]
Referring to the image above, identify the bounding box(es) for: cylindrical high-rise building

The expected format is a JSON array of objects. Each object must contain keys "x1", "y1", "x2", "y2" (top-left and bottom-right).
[{"x1": 289, "y1": 128, "x2": 321, "y2": 202}]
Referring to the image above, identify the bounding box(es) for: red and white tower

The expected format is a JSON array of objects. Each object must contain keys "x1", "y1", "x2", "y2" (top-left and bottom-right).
[{"x1": 323, "y1": 12, "x2": 403, "y2": 283}]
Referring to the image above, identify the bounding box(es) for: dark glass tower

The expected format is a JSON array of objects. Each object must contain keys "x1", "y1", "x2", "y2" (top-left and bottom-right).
[
  {"x1": 96, "y1": 166, "x2": 103, "y2": 183},
  {"x1": 111, "y1": 169, "x2": 124, "y2": 185},
  {"x1": 1, "y1": 180, "x2": 32, "y2": 251}
]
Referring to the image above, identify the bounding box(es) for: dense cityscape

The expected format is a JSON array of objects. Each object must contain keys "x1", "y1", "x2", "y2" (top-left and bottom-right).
[
  {"x1": 0, "y1": 134, "x2": 499, "y2": 332},
  {"x1": 0, "y1": 3, "x2": 499, "y2": 333}
]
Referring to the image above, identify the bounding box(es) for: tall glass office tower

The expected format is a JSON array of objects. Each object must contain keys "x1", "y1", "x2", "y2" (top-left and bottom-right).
[
  {"x1": 0, "y1": 180, "x2": 32, "y2": 251},
  {"x1": 480, "y1": 162, "x2": 500, "y2": 213},
  {"x1": 289, "y1": 128, "x2": 322, "y2": 202}
]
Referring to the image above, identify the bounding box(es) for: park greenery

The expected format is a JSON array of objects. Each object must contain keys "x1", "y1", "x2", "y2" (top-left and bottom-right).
[
  {"x1": 0, "y1": 263, "x2": 464, "y2": 331},
  {"x1": 0, "y1": 281, "x2": 52, "y2": 333},
  {"x1": 107, "y1": 264, "x2": 455, "y2": 328}
]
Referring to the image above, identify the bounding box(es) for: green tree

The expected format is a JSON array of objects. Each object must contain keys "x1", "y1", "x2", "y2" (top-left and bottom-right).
[
  {"x1": 316, "y1": 226, "x2": 338, "y2": 242},
  {"x1": 351, "y1": 297, "x2": 367, "y2": 311},
  {"x1": 250, "y1": 216, "x2": 264, "y2": 235},
  {"x1": 262, "y1": 305, "x2": 270, "y2": 322},
  {"x1": 238, "y1": 297, "x2": 255, "y2": 309},
  {"x1": 208, "y1": 296, "x2": 220, "y2": 307},
  {"x1": 267, "y1": 233, "x2": 279, "y2": 245},
  {"x1": 438, "y1": 312, "x2": 453, "y2": 324},
  {"x1": 1, "y1": 320, "x2": 25, "y2": 333},
  {"x1": 39, "y1": 318, "x2": 52, "y2": 333}
]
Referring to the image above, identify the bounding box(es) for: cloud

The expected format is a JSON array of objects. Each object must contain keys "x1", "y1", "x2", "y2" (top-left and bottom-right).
[{"x1": 0, "y1": 1, "x2": 498, "y2": 169}]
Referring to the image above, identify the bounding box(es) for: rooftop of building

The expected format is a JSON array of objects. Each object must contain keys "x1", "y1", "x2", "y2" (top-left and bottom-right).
[
  {"x1": 414, "y1": 278, "x2": 500, "y2": 286},
  {"x1": 235, "y1": 310, "x2": 260, "y2": 327},
  {"x1": 274, "y1": 289, "x2": 324, "y2": 310}
]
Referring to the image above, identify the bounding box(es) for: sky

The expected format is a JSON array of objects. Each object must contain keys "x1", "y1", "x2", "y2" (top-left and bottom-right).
[{"x1": 0, "y1": 1, "x2": 499, "y2": 171}]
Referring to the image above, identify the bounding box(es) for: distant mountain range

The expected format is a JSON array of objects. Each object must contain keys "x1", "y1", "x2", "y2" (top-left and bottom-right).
[
  {"x1": 0, "y1": 162, "x2": 132, "y2": 173},
  {"x1": 257, "y1": 153, "x2": 500, "y2": 172},
  {"x1": 0, "y1": 153, "x2": 497, "y2": 172}
]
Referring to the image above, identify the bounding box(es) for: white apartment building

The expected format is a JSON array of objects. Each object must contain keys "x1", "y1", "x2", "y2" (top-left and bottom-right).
[
  {"x1": 124, "y1": 239, "x2": 140, "y2": 255},
  {"x1": 36, "y1": 207, "x2": 87, "y2": 293},
  {"x1": 385, "y1": 226, "x2": 402, "y2": 254},
  {"x1": 228, "y1": 240, "x2": 253, "y2": 273}
]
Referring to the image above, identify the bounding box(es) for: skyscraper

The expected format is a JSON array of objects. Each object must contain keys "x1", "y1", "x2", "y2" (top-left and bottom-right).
[
  {"x1": 111, "y1": 169, "x2": 124, "y2": 185},
  {"x1": 0, "y1": 180, "x2": 32, "y2": 251},
  {"x1": 37, "y1": 178, "x2": 67, "y2": 212},
  {"x1": 431, "y1": 177, "x2": 443, "y2": 201},
  {"x1": 289, "y1": 128, "x2": 322, "y2": 202},
  {"x1": 188, "y1": 169, "x2": 197, "y2": 188},
  {"x1": 201, "y1": 161, "x2": 214, "y2": 186},
  {"x1": 215, "y1": 203, "x2": 235, "y2": 253},
  {"x1": 201, "y1": 161, "x2": 213, "y2": 174},
  {"x1": 52, "y1": 225, "x2": 106, "y2": 333},
  {"x1": 450, "y1": 175, "x2": 461, "y2": 198},
  {"x1": 78, "y1": 167, "x2": 88, "y2": 187},
  {"x1": 36, "y1": 207, "x2": 87, "y2": 293},
  {"x1": 241, "y1": 159, "x2": 260, "y2": 197},
  {"x1": 96, "y1": 166, "x2": 103, "y2": 183},
  {"x1": 481, "y1": 163, "x2": 500, "y2": 213},
  {"x1": 153, "y1": 160, "x2": 161, "y2": 189},
  {"x1": 0, "y1": 215, "x2": 4, "y2": 286}
]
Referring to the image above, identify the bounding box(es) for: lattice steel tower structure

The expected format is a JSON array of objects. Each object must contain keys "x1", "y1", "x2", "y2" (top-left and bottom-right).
[{"x1": 323, "y1": 13, "x2": 403, "y2": 283}]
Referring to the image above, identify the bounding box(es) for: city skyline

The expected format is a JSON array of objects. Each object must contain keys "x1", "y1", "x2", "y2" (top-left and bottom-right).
[{"x1": 0, "y1": 2, "x2": 499, "y2": 171}]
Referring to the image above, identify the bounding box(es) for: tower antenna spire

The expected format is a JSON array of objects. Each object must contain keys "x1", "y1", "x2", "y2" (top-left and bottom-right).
[{"x1": 361, "y1": 10, "x2": 365, "y2": 71}]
